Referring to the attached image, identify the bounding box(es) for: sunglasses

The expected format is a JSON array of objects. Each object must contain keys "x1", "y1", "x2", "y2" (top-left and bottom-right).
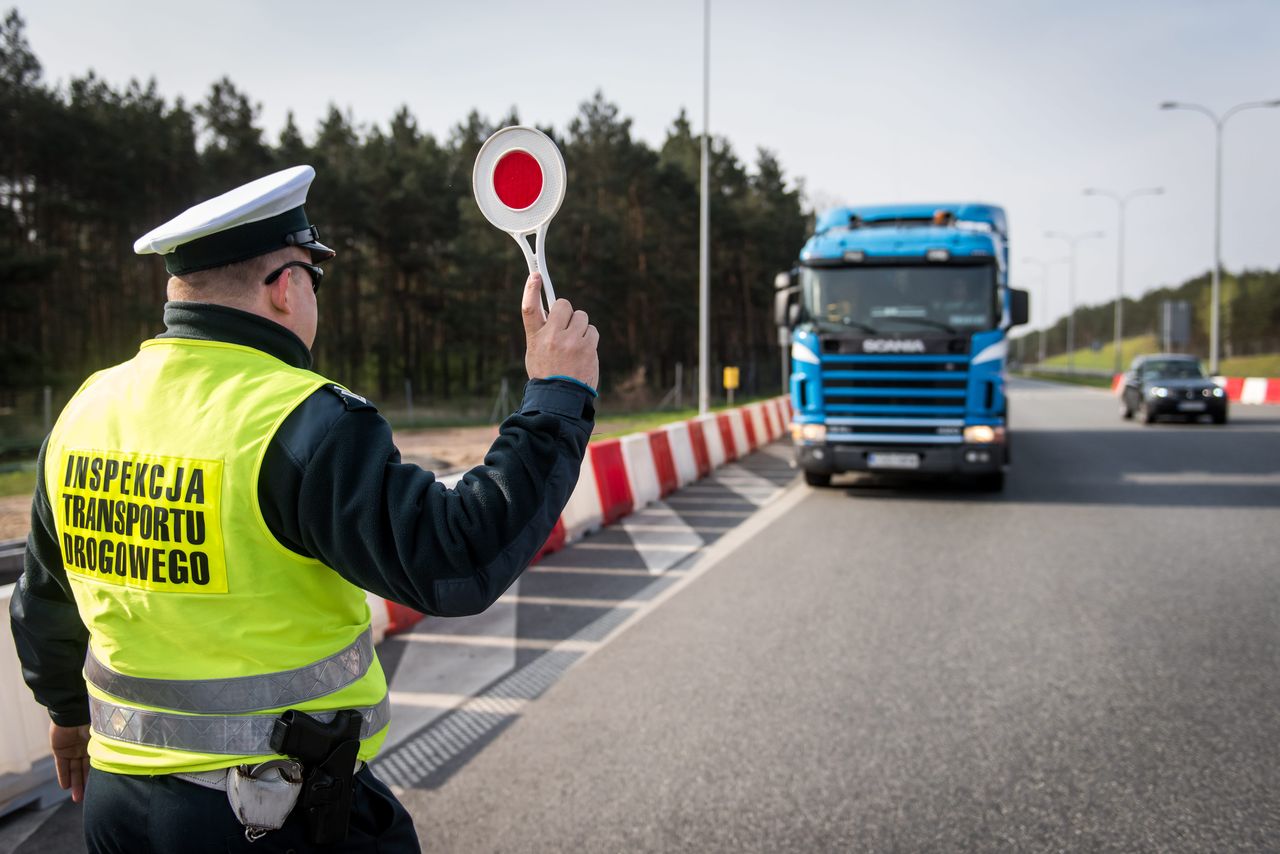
[{"x1": 264, "y1": 260, "x2": 325, "y2": 294}]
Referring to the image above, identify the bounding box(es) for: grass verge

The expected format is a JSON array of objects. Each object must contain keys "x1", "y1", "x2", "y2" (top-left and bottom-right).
[
  {"x1": 1037, "y1": 335, "x2": 1280, "y2": 378},
  {"x1": 591, "y1": 395, "x2": 781, "y2": 440},
  {"x1": 1018, "y1": 371, "x2": 1114, "y2": 389},
  {"x1": 0, "y1": 467, "x2": 37, "y2": 499}
]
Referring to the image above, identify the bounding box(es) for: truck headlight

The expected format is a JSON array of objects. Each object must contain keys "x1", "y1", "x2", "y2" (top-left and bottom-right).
[
  {"x1": 1150, "y1": 386, "x2": 1169, "y2": 398},
  {"x1": 790, "y1": 423, "x2": 827, "y2": 443},
  {"x1": 963, "y1": 425, "x2": 1005, "y2": 443}
]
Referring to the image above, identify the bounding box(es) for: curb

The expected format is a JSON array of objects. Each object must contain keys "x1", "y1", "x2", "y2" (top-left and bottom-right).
[{"x1": 368, "y1": 396, "x2": 793, "y2": 642}]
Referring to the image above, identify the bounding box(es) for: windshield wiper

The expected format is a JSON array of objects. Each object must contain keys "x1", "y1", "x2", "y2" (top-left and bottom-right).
[{"x1": 875, "y1": 316, "x2": 959, "y2": 335}]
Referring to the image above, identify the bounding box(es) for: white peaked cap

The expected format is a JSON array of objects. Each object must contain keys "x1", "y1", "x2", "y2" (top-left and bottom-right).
[{"x1": 133, "y1": 165, "x2": 333, "y2": 275}]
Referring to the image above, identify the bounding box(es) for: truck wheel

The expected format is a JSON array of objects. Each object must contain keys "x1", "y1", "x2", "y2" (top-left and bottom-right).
[
  {"x1": 975, "y1": 472, "x2": 1005, "y2": 493},
  {"x1": 804, "y1": 471, "x2": 832, "y2": 488},
  {"x1": 1212, "y1": 410, "x2": 1228, "y2": 425}
]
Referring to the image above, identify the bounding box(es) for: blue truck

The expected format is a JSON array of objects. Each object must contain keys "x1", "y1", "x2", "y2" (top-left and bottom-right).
[{"x1": 775, "y1": 203, "x2": 1029, "y2": 491}]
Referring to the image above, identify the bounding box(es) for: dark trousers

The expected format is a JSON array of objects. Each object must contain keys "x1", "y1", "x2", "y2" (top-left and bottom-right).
[{"x1": 83, "y1": 765, "x2": 421, "y2": 853}]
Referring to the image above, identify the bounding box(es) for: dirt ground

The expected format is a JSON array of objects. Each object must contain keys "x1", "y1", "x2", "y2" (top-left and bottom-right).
[{"x1": 0, "y1": 418, "x2": 628, "y2": 542}]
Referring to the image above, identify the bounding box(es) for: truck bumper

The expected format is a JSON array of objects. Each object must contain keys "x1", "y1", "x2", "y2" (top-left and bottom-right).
[{"x1": 795, "y1": 442, "x2": 1005, "y2": 476}]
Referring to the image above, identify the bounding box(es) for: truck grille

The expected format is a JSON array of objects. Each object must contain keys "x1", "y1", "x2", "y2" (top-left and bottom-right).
[{"x1": 820, "y1": 354, "x2": 969, "y2": 439}]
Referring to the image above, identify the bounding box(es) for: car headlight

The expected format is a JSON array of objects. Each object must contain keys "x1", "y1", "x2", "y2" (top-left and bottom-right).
[
  {"x1": 790, "y1": 423, "x2": 826, "y2": 443},
  {"x1": 1211, "y1": 386, "x2": 1225, "y2": 397},
  {"x1": 1150, "y1": 386, "x2": 1169, "y2": 398},
  {"x1": 963, "y1": 425, "x2": 1006, "y2": 443}
]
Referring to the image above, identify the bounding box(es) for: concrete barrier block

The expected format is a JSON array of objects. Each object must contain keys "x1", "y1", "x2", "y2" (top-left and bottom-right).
[
  {"x1": 1241, "y1": 377, "x2": 1269, "y2": 405},
  {"x1": 561, "y1": 451, "x2": 604, "y2": 541},
  {"x1": 662, "y1": 423, "x2": 699, "y2": 488},
  {"x1": 697, "y1": 415, "x2": 727, "y2": 468},
  {"x1": 591, "y1": 439, "x2": 635, "y2": 526},
  {"x1": 748, "y1": 405, "x2": 768, "y2": 446},
  {"x1": 728, "y1": 410, "x2": 750, "y2": 456},
  {"x1": 0, "y1": 586, "x2": 52, "y2": 776},
  {"x1": 647, "y1": 430, "x2": 680, "y2": 497},
  {"x1": 685, "y1": 419, "x2": 712, "y2": 477},
  {"x1": 620, "y1": 433, "x2": 661, "y2": 508}
]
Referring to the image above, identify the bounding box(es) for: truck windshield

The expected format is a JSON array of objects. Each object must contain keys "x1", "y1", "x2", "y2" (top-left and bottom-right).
[{"x1": 801, "y1": 263, "x2": 998, "y2": 334}]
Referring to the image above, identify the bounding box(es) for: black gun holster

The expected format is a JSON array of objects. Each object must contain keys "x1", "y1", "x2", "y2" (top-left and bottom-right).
[{"x1": 269, "y1": 708, "x2": 363, "y2": 845}]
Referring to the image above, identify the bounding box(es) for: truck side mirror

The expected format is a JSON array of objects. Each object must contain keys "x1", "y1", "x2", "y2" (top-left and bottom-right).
[
  {"x1": 1009, "y1": 289, "x2": 1030, "y2": 327},
  {"x1": 774, "y1": 286, "x2": 801, "y2": 328}
]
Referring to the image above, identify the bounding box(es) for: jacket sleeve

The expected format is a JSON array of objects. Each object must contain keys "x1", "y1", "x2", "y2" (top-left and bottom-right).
[
  {"x1": 8, "y1": 437, "x2": 92, "y2": 726},
  {"x1": 260, "y1": 378, "x2": 594, "y2": 617}
]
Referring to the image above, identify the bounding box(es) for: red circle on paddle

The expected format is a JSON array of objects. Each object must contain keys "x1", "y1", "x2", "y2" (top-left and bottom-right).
[{"x1": 493, "y1": 150, "x2": 544, "y2": 210}]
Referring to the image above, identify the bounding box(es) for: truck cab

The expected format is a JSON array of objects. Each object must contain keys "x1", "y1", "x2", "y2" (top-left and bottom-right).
[{"x1": 776, "y1": 203, "x2": 1029, "y2": 491}]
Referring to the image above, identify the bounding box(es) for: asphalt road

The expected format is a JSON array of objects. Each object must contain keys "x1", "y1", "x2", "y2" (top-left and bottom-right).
[
  {"x1": 6, "y1": 379, "x2": 1278, "y2": 852},
  {"x1": 402, "y1": 379, "x2": 1280, "y2": 852}
]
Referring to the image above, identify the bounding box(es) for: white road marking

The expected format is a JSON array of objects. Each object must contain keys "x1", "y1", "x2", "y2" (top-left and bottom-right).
[
  {"x1": 1123, "y1": 472, "x2": 1280, "y2": 485},
  {"x1": 382, "y1": 579, "x2": 520, "y2": 748},
  {"x1": 396, "y1": 632, "x2": 600, "y2": 653},
  {"x1": 714, "y1": 462, "x2": 784, "y2": 506},
  {"x1": 372, "y1": 446, "x2": 805, "y2": 792},
  {"x1": 515, "y1": 595, "x2": 646, "y2": 609},
  {"x1": 529, "y1": 565, "x2": 661, "y2": 577},
  {"x1": 619, "y1": 501, "x2": 704, "y2": 574}
]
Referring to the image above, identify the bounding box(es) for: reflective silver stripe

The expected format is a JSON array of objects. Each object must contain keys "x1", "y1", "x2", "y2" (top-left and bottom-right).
[
  {"x1": 84, "y1": 627, "x2": 375, "y2": 714},
  {"x1": 89, "y1": 694, "x2": 391, "y2": 756}
]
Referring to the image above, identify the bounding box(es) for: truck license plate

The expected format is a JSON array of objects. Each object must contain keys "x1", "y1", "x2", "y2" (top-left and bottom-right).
[
  {"x1": 1177, "y1": 401, "x2": 1206, "y2": 412},
  {"x1": 868, "y1": 452, "x2": 920, "y2": 470}
]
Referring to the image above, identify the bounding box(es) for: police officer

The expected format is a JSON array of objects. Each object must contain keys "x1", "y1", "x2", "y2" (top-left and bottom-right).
[{"x1": 9, "y1": 166, "x2": 599, "y2": 852}]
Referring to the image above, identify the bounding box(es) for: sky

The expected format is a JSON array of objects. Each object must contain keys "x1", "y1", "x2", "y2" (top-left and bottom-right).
[{"x1": 16, "y1": 0, "x2": 1280, "y2": 335}]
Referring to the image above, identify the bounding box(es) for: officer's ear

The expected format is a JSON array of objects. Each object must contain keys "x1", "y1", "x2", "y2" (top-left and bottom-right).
[{"x1": 264, "y1": 266, "x2": 295, "y2": 315}]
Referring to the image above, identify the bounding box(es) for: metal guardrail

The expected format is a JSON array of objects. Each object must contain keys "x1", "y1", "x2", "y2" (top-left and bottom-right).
[{"x1": 1022, "y1": 364, "x2": 1115, "y2": 379}]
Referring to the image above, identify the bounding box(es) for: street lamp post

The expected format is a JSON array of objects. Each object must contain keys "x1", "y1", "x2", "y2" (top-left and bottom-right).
[
  {"x1": 698, "y1": 0, "x2": 712, "y2": 414},
  {"x1": 1083, "y1": 186, "x2": 1164, "y2": 375},
  {"x1": 1021, "y1": 257, "x2": 1067, "y2": 364},
  {"x1": 1160, "y1": 98, "x2": 1280, "y2": 374},
  {"x1": 1044, "y1": 231, "x2": 1105, "y2": 374}
]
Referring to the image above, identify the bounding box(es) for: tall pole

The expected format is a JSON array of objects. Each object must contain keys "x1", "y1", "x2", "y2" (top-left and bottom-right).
[
  {"x1": 1160, "y1": 98, "x2": 1280, "y2": 374},
  {"x1": 1044, "y1": 231, "x2": 1104, "y2": 374},
  {"x1": 698, "y1": 0, "x2": 711, "y2": 414},
  {"x1": 1018, "y1": 257, "x2": 1059, "y2": 363},
  {"x1": 1084, "y1": 187, "x2": 1163, "y2": 374}
]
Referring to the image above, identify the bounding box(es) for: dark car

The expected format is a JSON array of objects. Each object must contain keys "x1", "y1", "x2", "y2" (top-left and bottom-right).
[{"x1": 1120, "y1": 354, "x2": 1228, "y2": 424}]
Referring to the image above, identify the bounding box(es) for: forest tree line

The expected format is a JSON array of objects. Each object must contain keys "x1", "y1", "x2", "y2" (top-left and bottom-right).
[
  {"x1": 0, "y1": 10, "x2": 807, "y2": 412},
  {"x1": 3, "y1": 9, "x2": 1275, "y2": 419},
  {"x1": 1016, "y1": 266, "x2": 1280, "y2": 366}
]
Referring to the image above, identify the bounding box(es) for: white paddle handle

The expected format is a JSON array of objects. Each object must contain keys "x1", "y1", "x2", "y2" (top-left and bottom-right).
[{"x1": 510, "y1": 226, "x2": 556, "y2": 307}]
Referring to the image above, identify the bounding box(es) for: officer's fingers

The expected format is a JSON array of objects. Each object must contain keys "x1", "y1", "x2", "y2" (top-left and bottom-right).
[
  {"x1": 521, "y1": 274, "x2": 547, "y2": 339},
  {"x1": 69, "y1": 759, "x2": 86, "y2": 803},
  {"x1": 546, "y1": 298, "x2": 574, "y2": 331},
  {"x1": 54, "y1": 753, "x2": 70, "y2": 791},
  {"x1": 585, "y1": 324, "x2": 600, "y2": 345},
  {"x1": 568, "y1": 309, "x2": 589, "y2": 335}
]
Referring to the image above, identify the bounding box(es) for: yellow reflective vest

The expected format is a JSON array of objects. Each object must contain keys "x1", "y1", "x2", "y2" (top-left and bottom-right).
[{"x1": 45, "y1": 338, "x2": 389, "y2": 774}]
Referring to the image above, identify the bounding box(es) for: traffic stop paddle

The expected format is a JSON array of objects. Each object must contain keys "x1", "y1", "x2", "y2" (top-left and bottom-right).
[{"x1": 472, "y1": 126, "x2": 567, "y2": 310}]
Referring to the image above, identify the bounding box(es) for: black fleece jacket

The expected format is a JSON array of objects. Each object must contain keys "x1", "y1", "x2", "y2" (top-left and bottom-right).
[{"x1": 9, "y1": 302, "x2": 594, "y2": 726}]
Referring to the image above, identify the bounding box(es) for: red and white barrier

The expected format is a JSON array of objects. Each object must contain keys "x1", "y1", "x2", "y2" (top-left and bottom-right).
[
  {"x1": 369, "y1": 396, "x2": 794, "y2": 638},
  {"x1": 1112, "y1": 373, "x2": 1280, "y2": 404},
  {"x1": 662, "y1": 422, "x2": 699, "y2": 488}
]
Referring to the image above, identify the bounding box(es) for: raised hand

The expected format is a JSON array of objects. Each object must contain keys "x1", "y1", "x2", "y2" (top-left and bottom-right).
[{"x1": 522, "y1": 273, "x2": 599, "y2": 390}]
